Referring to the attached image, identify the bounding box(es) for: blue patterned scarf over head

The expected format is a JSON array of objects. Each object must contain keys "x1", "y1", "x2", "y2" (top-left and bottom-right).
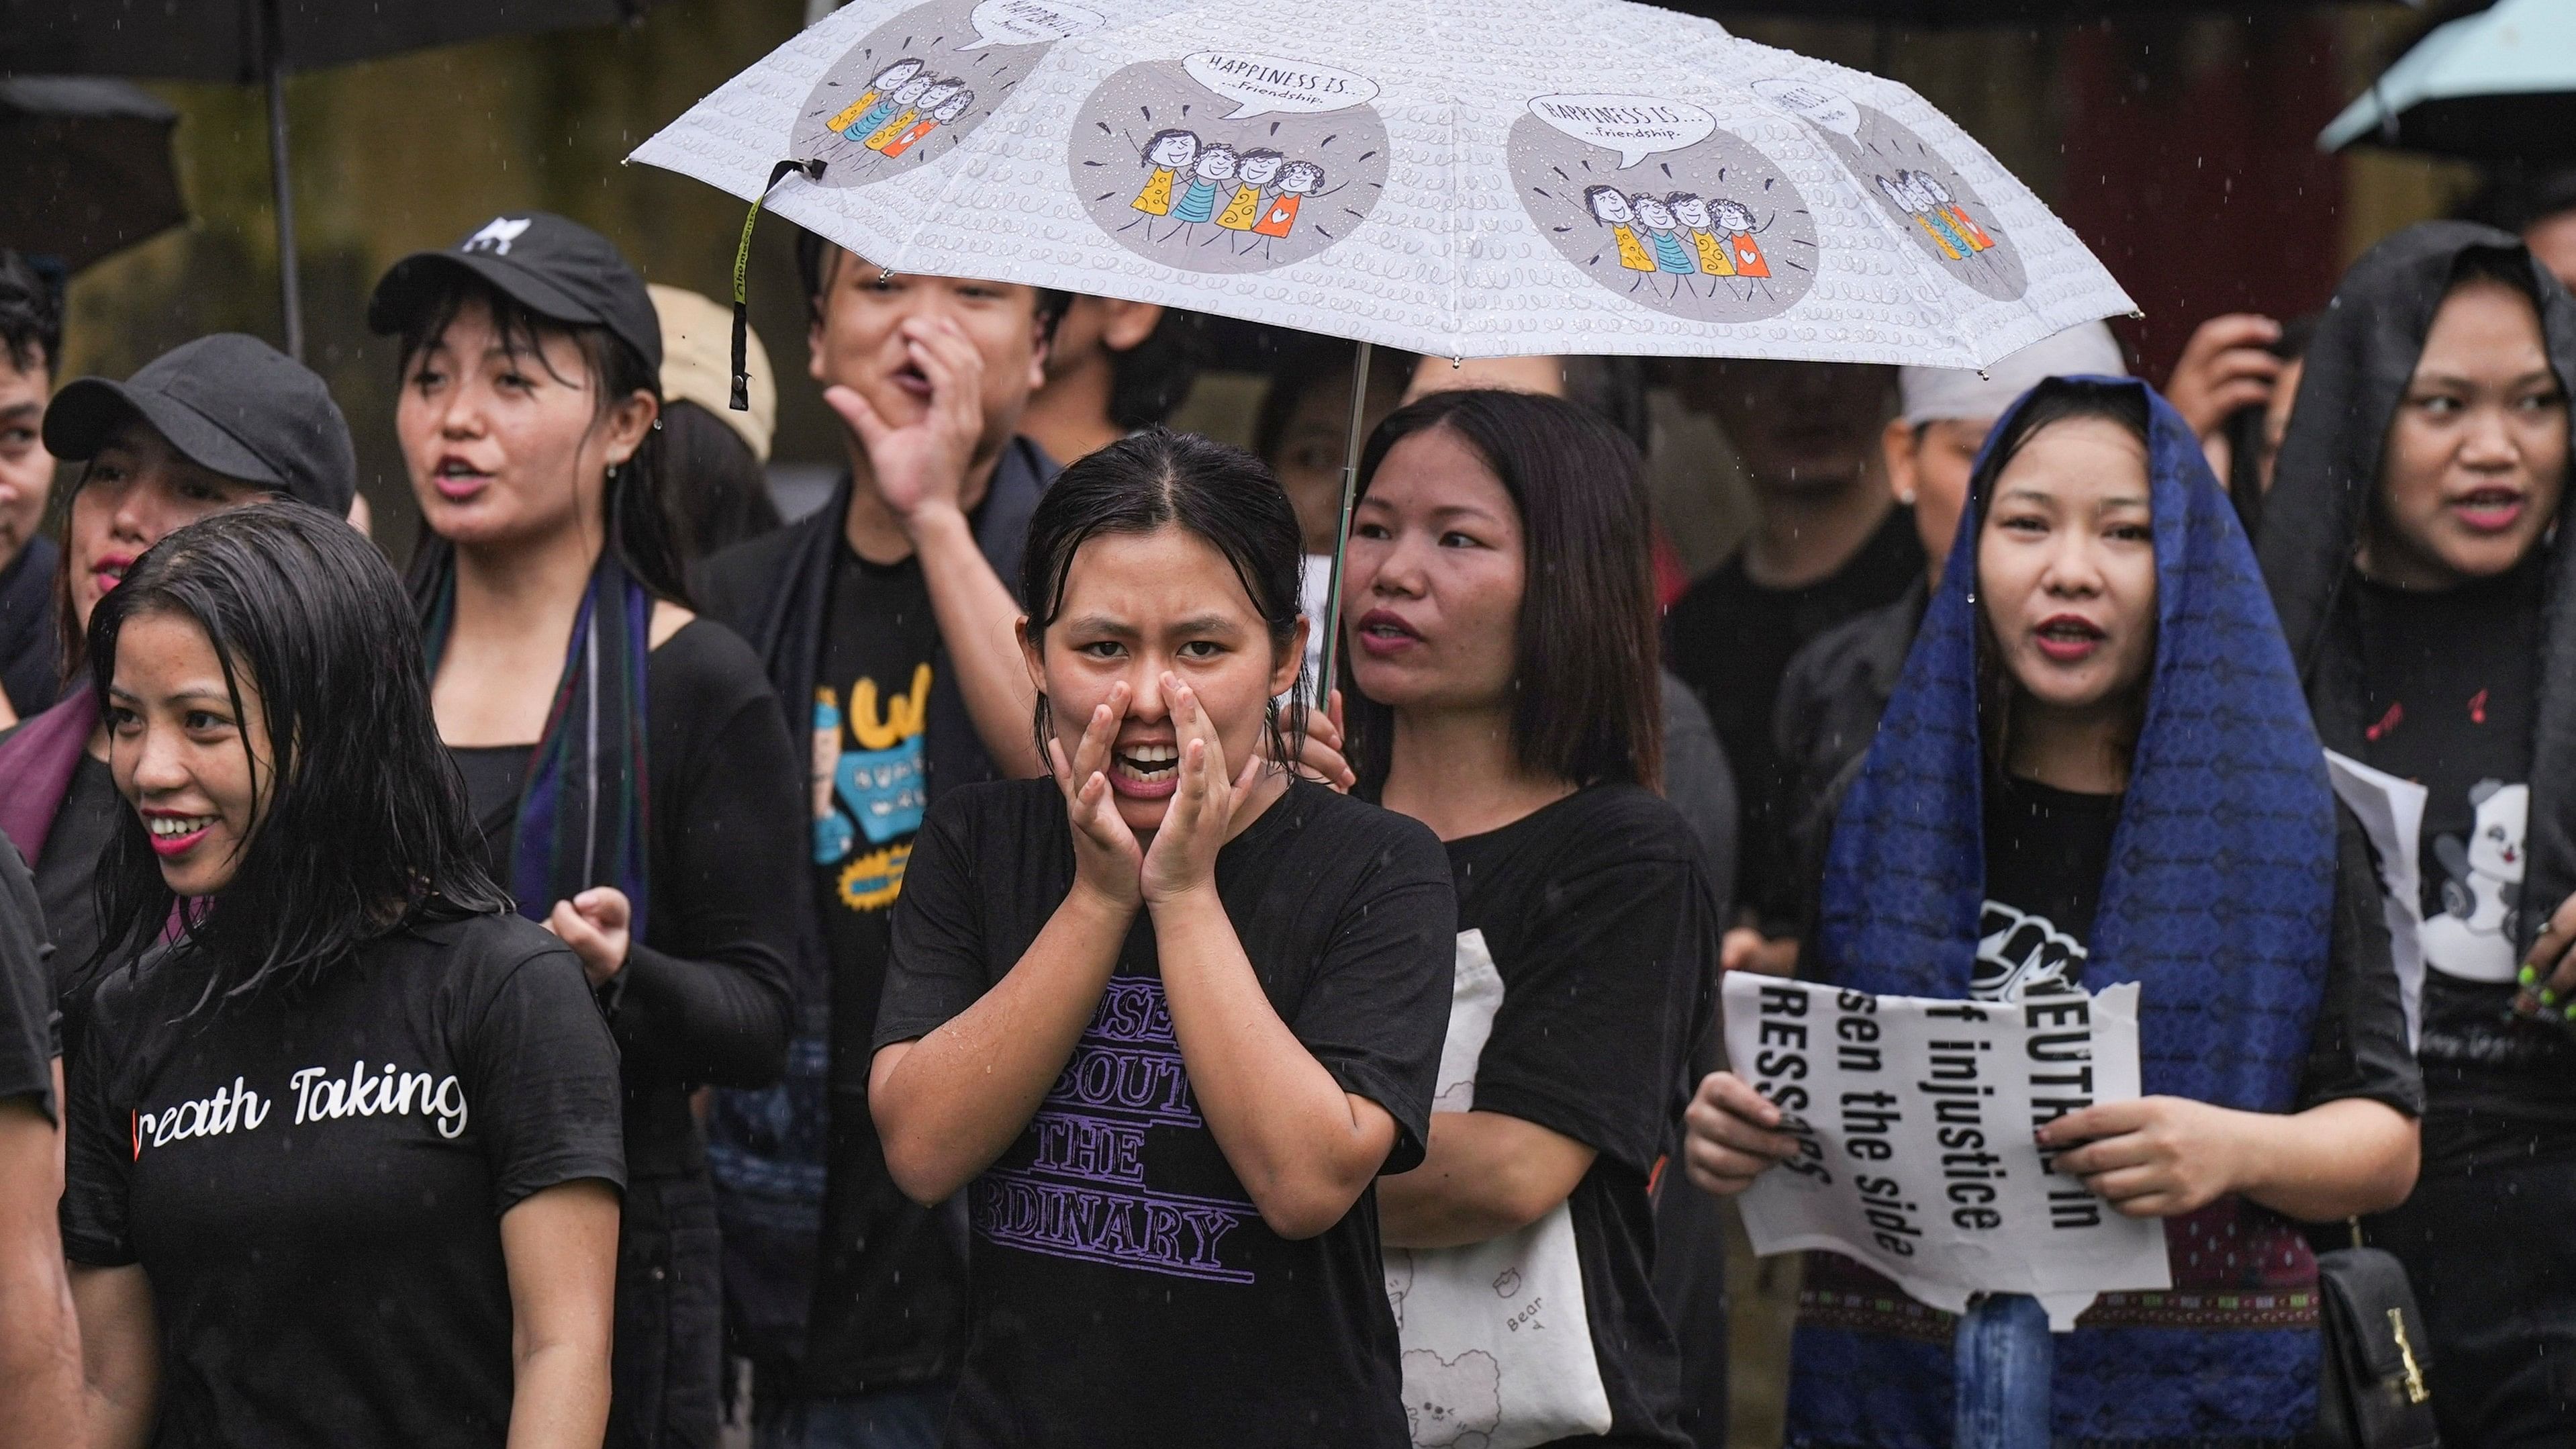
[
  {"x1": 1791, "y1": 377, "x2": 2340, "y2": 1447},
  {"x1": 422, "y1": 551, "x2": 652, "y2": 940}
]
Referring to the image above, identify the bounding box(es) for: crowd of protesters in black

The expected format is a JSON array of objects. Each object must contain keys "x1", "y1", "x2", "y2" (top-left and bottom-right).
[{"x1": 2, "y1": 160, "x2": 2575, "y2": 1449}]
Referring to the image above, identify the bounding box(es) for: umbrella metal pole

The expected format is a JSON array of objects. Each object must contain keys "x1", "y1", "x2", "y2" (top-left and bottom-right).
[
  {"x1": 1316, "y1": 338, "x2": 1372, "y2": 705},
  {"x1": 263, "y1": 2, "x2": 304, "y2": 363}
]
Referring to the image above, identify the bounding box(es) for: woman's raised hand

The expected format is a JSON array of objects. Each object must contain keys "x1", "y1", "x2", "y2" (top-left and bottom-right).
[
  {"x1": 1050, "y1": 681, "x2": 1144, "y2": 911},
  {"x1": 1141, "y1": 673, "x2": 1261, "y2": 906}
]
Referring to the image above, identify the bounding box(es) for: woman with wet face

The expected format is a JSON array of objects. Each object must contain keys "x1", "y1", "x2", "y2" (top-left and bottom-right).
[
  {"x1": 1339, "y1": 389, "x2": 1719, "y2": 1446},
  {"x1": 62, "y1": 504, "x2": 625, "y2": 1449},
  {"x1": 0, "y1": 334, "x2": 355, "y2": 1061},
  {"x1": 1688, "y1": 378, "x2": 2421, "y2": 1447},
  {"x1": 370, "y1": 212, "x2": 805, "y2": 1449},
  {"x1": 867, "y1": 428, "x2": 1454, "y2": 1447},
  {"x1": 2260, "y1": 222, "x2": 2576, "y2": 1444}
]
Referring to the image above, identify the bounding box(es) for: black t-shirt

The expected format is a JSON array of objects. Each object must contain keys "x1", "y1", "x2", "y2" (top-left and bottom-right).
[
  {"x1": 876, "y1": 778, "x2": 1457, "y2": 1448},
  {"x1": 2352, "y1": 567, "x2": 2576, "y2": 1168},
  {"x1": 1, "y1": 837, "x2": 56, "y2": 1121},
  {"x1": 35, "y1": 751, "x2": 120, "y2": 1056},
  {"x1": 1664, "y1": 507, "x2": 1923, "y2": 927},
  {"x1": 1978, "y1": 774, "x2": 2420, "y2": 1115},
  {"x1": 449, "y1": 618, "x2": 804, "y2": 1180},
  {"x1": 806, "y1": 544, "x2": 959, "y2": 1389},
  {"x1": 60, "y1": 911, "x2": 627, "y2": 1449},
  {"x1": 1444, "y1": 786, "x2": 1717, "y2": 1448},
  {"x1": 0, "y1": 534, "x2": 56, "y2": 718}
]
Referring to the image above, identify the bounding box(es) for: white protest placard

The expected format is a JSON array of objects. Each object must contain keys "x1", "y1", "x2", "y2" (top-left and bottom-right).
[
  {"x1": 1722, "y1": 974, "x2": 2170, "y2": 1329},
  {"x1": 2326, "y1": 749, "x2": 2428, "y2": 1048}
]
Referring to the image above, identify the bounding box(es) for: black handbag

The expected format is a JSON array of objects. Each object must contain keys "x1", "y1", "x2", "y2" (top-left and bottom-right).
[{"x1": 2309, "y1": 1237, "x2": 2440, "y2": 1449}]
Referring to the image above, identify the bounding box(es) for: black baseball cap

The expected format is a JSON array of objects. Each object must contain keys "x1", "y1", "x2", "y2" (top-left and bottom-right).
[
  {"x1": 367, "y1": 211, "x2": 661, "y2": 374},
  {"x1": 43, "y1": 333, "x2": 356, "y2": 515}
]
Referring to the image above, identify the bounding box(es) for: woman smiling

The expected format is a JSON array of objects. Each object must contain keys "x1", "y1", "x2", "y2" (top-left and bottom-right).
[{"x1": 61, "y1": 504, "x2": 624, "y2": 1449}]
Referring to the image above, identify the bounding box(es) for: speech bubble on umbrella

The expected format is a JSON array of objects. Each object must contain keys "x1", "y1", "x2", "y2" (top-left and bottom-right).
[
  {"x1": 957, "y1": 0, "x2": 1103, "y2": 50},
  {"x1": 1528, "y1": 93, "x2": 1716, "y2": 170},
  {"x1": 1182, "y1": 51, "x2": 1379, "y2": 120},
  {"x1": 1751, "y1": 77, "x2": 1862, "y2": 140}
]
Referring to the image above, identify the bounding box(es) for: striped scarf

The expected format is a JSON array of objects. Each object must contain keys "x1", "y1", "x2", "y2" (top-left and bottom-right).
[{"x1": 421, "y1": 551, "x2": 651, "y2": 939}]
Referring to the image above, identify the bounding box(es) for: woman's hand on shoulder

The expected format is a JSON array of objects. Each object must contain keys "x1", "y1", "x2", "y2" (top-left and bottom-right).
[
  {"x1": 1268, "y1": 688, "x2": 1355, "y2": 794},
  {"x1": 544, "y1": 888, "x2": 632, "y2": 987},
  {"x1": 1051, "y1": 681, "x2": 1144, "y2": 911},
  {"x1": 1141, "y1": 673, "x2": 1261, "y2": 905},
  {"x1": 2036, "y1": 1096, "x2": 2247, "y2": 1218},
  {"x1": 1682, "y1": 1070, "x2": 1803, "y2": 1197}
]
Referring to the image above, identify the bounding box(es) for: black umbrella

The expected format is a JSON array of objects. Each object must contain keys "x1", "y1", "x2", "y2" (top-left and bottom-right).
[
  {"x1": 0, "y1": 0, "x2": 667, "y2": 359},
  {"x1": 0, "y1": 77, "x2": 184, "y2": 273}
]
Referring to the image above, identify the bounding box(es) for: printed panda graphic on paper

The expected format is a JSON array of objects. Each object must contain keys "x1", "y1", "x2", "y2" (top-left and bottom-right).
[{"x1": 2422, "y1": 778, "x2": 2528, "y2": 983}]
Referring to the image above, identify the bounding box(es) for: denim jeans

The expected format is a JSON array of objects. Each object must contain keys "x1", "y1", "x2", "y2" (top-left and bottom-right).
[
  {"x1": 751, "y1": 1382, "x2": 951, "y2": 1449},
  {"x1": 1954, "y1": 1293, "x2": 2053, "y2": 1449}
]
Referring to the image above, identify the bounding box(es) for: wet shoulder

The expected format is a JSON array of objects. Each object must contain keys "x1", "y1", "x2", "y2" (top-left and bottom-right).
[
  {"x1": 1511, "y1": 782, "x2": 1703, "y2": 874},
  {"x1": 1268, "y1": 780, "x2": 1449, "y2": 893},
  {"x1": 921, "y1": 776, "x2": 1069, "y2": 853},
  {"x1": 648, "y1": 617, "x2": 775, "y2": 716}
]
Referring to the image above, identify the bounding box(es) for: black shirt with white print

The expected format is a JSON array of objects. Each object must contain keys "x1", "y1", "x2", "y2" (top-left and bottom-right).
[
  {"x1": 875, "y1": 778, "x2": 1457, "y2": 1448},
  {"x1": 60, "y1": 910, "x2": 626, "y2": 1449},
  {"x1": 1441, "y1": 784, "x2": 1717, "y2": 1448},
  {"x1": 2, "y1": 839, "x2": 56, "y2": 1121},
  {"x1": 1981, "y1": 773, "x2": 2418, "y2": 1114},
  {"x1": 2354, "y1": 563, "x2": 2576, "y2": 1170}
]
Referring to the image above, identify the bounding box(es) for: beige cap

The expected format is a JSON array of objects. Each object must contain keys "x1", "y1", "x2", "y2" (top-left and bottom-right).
[
  {"x1": 1899, "y1": 320, "x2": 2127, "y2": 427},
  {"x1": 649, "y1": 283, "x2": 775, "y2": 463}
]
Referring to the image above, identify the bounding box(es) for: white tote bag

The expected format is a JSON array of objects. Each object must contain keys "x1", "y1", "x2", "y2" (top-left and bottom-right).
[{"x1": 1384, "y1": 929, "x2": 1615, "y2": 1449}]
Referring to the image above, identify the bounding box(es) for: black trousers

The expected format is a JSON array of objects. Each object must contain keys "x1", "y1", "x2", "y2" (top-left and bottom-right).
[
  {"x1": 610, "y1": 1172, "x2": 726, "y2": 1449},
  {"x1": 2367, "y1": 1151, "x2": 2576, "y2": 1446}
]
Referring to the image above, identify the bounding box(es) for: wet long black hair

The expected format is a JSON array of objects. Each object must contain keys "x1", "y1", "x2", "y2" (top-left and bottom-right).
[
  {"x1": 86, "y1": 504, "x2": 505, "y2": 1011},
  {"x1": 395, "y1": 271, "x2": 691, "y2": 605},
  {"x1": 1018, "y1": 426, "x2": 1308, "y2": 769},
  {"x1": 1339, "y1": 388, "x2": 1664, "y2": 794}
]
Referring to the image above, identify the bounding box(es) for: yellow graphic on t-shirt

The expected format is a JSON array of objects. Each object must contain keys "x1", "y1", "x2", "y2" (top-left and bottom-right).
[
  {"x1": 851, "y1": 663, "x2": 932, "y2": 749},
  {"x1": 840, "y1": 843, "x2": 914, "y2": 911},
  {"x1": 812, "y1": 663, "x2": 932, "y2": 910}
]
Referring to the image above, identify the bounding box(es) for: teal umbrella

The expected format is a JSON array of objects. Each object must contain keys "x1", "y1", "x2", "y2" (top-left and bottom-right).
[{"x1": 2320, "y1": 0, "x2": 2576, "y2": 163}]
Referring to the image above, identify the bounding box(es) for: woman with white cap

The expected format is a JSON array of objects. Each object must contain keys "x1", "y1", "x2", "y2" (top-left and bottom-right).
[
  {"x1": 370, "y1": 211, "x2": 806, "y2": 1449},
  {"x1": 647, "y1": 283, "x2": 783, "y2": 562}
]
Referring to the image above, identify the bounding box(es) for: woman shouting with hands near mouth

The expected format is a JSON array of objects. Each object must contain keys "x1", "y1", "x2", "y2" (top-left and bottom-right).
[{"x1": 868, "y1": 428, "x2": 1455, "y2": 1449}]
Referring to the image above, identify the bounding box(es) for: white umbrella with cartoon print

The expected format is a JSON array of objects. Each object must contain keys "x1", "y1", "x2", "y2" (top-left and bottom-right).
[{"x1": 630, "y1": 0, "x2": 2133, "y2": 684}]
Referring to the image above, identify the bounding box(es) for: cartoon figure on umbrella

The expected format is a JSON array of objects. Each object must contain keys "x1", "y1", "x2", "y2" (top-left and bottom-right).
[{"x1": 1123, "y1": 126, "x2": 1340, "y2": 256}]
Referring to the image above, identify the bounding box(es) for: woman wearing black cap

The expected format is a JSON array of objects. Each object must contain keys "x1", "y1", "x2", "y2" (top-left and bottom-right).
[
  {"x1": 62, "y1": 503, "x2": 626, "y2": 1449},
  {"x1": 369, "y1": 211, "x2": 805, "y2": 1449},
  {"x1": 0, "y1": 333, "x2": 356, "y2": 1064}
]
